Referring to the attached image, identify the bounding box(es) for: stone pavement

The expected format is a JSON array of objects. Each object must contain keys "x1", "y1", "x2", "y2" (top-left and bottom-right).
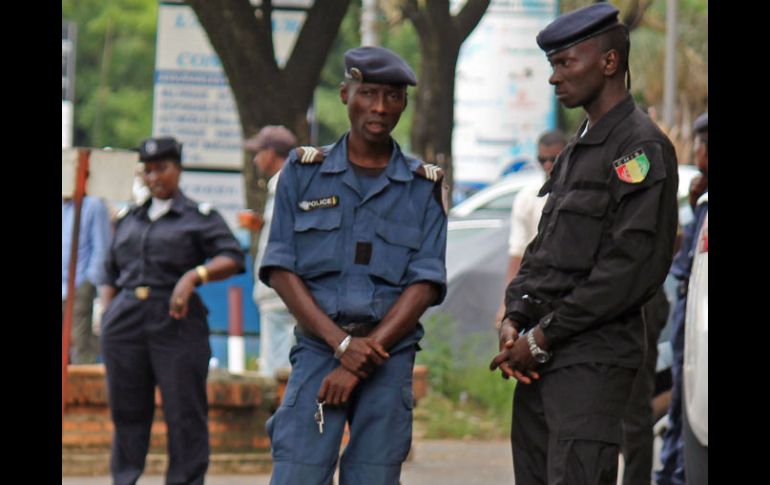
[{"x1": 62, "y1": 439, "x2": 514, "y2": 485}]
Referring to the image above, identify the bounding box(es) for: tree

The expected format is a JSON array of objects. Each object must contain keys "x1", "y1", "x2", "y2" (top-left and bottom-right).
[
  {"x1": 395, "y1": 0, "x2": 491, "y2": 199},
  {"x1": 186, "y1": 0, "x2": 351, "y2": 253},
  {"x1": 63, "y1": 0, "x2": 158, "y2": 148}
]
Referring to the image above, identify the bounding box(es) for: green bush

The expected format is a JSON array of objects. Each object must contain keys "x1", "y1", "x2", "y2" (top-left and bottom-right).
[{"x1": 415, "y1": 313, "x2": 517, "y2": 439}]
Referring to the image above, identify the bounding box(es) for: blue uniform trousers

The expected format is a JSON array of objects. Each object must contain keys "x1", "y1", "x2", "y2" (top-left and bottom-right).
[
  {"x1": 101, "y1": 289, "x2": 211, "y2": 485},
  {"x1": 267, "y1": 332, "x2": 416, "y2": 485},
  {"x1": 655, "y1": 296, "x2": 686, "y2": 485}
]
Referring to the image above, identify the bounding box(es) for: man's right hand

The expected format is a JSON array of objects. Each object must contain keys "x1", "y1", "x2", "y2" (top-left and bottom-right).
[
  {"x1": 339, "y1": 336, "x2": 390, "y2": 379},
  {"x1": 317, "y1": 366, "x2": 360, "y2": 406}
]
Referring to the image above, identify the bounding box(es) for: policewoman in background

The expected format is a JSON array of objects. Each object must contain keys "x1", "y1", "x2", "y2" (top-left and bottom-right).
[{"x1": 99, "y1": 136, "x2": 245, "y2": 485}]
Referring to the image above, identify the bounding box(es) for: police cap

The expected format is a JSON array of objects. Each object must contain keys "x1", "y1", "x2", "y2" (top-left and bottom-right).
[
  {"x1": 243, "y1": 125, "x2": 298, "y2": 156},
  {"x1": 537, "y1": 3, "x2": 623, "y2": 56},
  {"x1": 693, "y1": 112, "x2": 708, "y2": 133},
  {"x1": 344, "y1": 46, "x2": 417, "y2": 86},
  {"x1": 137, "y1": 136, "x2": 182, "y2": 163}
]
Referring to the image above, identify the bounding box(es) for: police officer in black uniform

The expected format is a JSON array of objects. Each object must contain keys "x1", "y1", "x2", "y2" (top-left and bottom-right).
[
  {"x1": 488, "y1": 4, "x2": 679, "y2": 484},
  {"x1": 100, "y1": 137, "x2": 245, "y2": 485}
]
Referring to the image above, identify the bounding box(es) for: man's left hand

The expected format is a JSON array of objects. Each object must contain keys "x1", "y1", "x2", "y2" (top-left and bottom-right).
[
  {"x1": 489, "y1": 332, "x2": 540, "y2": 384},
  {"x1": 317, "y1": 366, "x2": 361, "y2": 406}
]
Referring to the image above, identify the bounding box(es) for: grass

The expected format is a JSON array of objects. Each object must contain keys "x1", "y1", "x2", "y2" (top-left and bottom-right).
[{"x1": 414, "y1": 313, "x2": 517, "y2": 440}]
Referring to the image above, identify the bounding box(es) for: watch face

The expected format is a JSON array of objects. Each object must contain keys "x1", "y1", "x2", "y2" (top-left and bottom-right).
[{"x1": 534, "y1": 351, "x2": 550, "y2": 364}]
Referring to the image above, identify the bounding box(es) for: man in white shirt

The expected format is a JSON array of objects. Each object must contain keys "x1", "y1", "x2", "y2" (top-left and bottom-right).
[
  {"x1": 495, "y1": 130, "x2": 566, "y2": 326},
  {"x1": 245, "y1": 125, "x2": 299, "y2": 377}
]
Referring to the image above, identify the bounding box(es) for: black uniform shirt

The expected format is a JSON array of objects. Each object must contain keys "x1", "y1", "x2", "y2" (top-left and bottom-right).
[
  {"x1": 104, "y1": 191, "x2": 245, "y2": 290},
  {"x1": 505, "y1": 95, "x2": 679, "y2": 370}
]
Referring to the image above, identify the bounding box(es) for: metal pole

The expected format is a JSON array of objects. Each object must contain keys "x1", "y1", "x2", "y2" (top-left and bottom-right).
[
  {"x1": 663, "y1": 0, "x2": 678, "y2": 128},
  {"x1": 62, "y1": 148, "x2": 90, "y2": 416},
  {"x1": 361, "y1": 0, "x2": 379, "y2": 46},
  {"x1": 227, "y1": 286, "x2": 245, "y2": 373}
]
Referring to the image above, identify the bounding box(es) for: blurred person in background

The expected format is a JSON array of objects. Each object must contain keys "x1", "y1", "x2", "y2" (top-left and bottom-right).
[{"x1": 244, "y1": 125, "x2": 299, "y2": 378}]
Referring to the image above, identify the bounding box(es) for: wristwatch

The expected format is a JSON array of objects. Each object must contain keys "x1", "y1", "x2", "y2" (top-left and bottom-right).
[{"x1": 527, "y1": 329, "x2": 551, "y2": 364}]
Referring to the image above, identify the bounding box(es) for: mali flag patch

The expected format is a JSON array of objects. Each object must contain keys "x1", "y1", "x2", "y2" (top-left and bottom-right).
[{"x1": 613, "y1": 149, "x2": 650, "y2": 183}]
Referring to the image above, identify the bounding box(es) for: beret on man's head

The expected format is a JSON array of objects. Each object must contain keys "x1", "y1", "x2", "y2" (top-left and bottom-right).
[
  {"x1": 137, "y1": 136, "x2": 182, "y2": 163},
  {"x1": 693, "y1": 112, "x2": 708, "y2": 133},
  {"x1": 243, "y1": 125, "x2": 298, "y2": 155},
  {"x1": 537, "y1": 3, "x2": 624, "y2": 56},
  {"x1": 344, "y1": 46, "x2": 417, "y2": 86}
]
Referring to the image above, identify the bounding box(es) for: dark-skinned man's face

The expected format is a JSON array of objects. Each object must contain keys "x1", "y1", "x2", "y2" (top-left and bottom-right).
[
  {"x1": 547, "y1": 39, "x2": 608, "y2": 109},
  {"x1": 341, "y1": 82, "x2": 407, "y2": 144}
]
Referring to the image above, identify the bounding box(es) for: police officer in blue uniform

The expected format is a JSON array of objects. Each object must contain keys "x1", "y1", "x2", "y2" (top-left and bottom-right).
[
  {"x1": 259, "y1": 46, "x2": 448, "y2": 485},
  {"x1": 99, "y1": 137, "x2": 245, "y2": 485},
  {"x1": 489, "y1": 4, "x2": 679, "y2": 484},
  {"x1": 656, "y1": 112, "x2": 708, "y2": 485}
]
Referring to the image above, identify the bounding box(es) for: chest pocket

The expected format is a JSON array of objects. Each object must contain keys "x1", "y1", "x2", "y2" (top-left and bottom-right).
[
  {"x1": 369, "y1": 218, "x2": 422, "y2": 285},
  {"x1": 544, "y1": 189, "x2": 610, "y2": 271},
  {"x1": 294, "y1": 209, "x2": 343, "y2": 278}
]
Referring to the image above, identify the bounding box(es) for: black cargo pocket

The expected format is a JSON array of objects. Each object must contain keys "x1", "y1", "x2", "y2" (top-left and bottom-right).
[
  {"x1": 555, "y1": 414, "x2": 622, "y2": 485},
  {"x1": 370, "y1": 218, "x2": 421, "y2": 285},
  {"x1": 294, "y1": 209, "x2": 343, "y2": 277},
  {"x1": 549, "y1": 190, "x2": 610, "y2": 270}
]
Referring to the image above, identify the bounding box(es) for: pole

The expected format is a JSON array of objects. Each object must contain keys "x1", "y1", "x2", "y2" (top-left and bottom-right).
[
  {"x1": 663, "y1": 0, "x2": 678, "y2": 128},
  {"x1": 361, "y1": 0, "x2": 379, "y2": 46},
  {"x1": 62, "y1": 148, "x2": 90, "y2": 415},
  {"x1": 227, "y1": 286, "x2": 245, "y2": 373}
]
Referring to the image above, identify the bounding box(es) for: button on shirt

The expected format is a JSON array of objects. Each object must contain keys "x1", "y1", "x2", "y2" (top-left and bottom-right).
[
  {"x1": 62, "y1": 196, "x2": 111, "y2": 299},
  {"x1": 103, "y1": 191, "x2": 245, "y2": 290},
  {"x1": 258, "y1": 134, "x2": 447, "y2": 324}
]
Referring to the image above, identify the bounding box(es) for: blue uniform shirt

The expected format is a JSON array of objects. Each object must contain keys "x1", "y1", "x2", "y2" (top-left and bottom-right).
[{"x1": 259, "y1": 134, "x2": 447, "y2": 324}]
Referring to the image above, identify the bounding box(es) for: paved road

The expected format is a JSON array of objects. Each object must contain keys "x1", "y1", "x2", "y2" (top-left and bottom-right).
[
  {"x1": 63, "y1": 439, "x2": 513, "y2": 485},
  {"x1": 63, "y1": 436, "x2": 661, "y2": 485}
]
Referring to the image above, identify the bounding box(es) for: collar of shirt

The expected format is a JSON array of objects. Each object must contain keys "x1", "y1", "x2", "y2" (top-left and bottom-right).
[
  {"x1": 575, "y1": 94, "x2": 636, "y2": 146},
  {"x1": 137, "y1": 191, "x2": 189, "y2": 219},
  {"x1": 319, "y1": 133, "x2": 415, "y2": 183}
]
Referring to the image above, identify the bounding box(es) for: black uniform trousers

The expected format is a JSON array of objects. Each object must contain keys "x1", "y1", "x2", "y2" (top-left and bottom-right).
[
  {"x1": 101, "y1": 289, "x2": 211, "y2": 485},
  {"x1": 511, "y1": 362, "x2": 635, "y2": 485},
  {"x1": 621, "y1": 288, "x2": 670, "y2": 485}
]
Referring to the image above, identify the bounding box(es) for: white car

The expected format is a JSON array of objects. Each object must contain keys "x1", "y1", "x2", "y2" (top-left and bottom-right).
[{"x1": 450, "y1": 164, "x2": 701, "y2": 223}]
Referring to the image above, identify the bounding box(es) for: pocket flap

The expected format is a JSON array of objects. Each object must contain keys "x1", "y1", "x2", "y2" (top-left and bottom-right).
[
  {"x1": 557, "y1": 190, "x2": 610, "y2": 218},
  {"x1": 375, "y1": 219, "x2": 421, "y2": 249},
  {"x1": 294, "y1": 209, "x2": 342, "y2": 232}
]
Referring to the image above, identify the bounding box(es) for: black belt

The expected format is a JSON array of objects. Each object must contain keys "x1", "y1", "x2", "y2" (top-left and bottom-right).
[{"x1": 297, "y1": 320, "x2": 379, "y2": 341}]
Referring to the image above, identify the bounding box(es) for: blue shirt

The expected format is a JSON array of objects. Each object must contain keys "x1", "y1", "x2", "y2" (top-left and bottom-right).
[
  {"x1": 259, "y1": 134, "x2": 447, "y2": 324},
  {"x1": 670, "y1": 190, "x2": 708, "y2": 282},
  {"x1": 62, "y1": 196, "x2": 111, "y2": 299}
]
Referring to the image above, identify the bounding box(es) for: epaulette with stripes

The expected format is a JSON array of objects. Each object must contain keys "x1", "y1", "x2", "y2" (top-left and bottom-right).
[
  {"x1": 414, "y1": 163, "x2": 444, "y2": 183},
  {"x1": 294, "y1": 146, "x2": 326, "y2": 164}
]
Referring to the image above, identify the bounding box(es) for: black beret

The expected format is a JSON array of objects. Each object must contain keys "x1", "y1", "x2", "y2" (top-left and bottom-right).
[
  {"x1": 344, "y1": 46, "x2": 417, "y2": 86},
  {"x1": 537, "y1": 3, "x2": 623, "y2": 56},
  {"x1": 137, "y1": 136, "x2": 183, "y2": 163},
  {"x1": 693, "y1": 112, "x2": 708, "y2": 133}
]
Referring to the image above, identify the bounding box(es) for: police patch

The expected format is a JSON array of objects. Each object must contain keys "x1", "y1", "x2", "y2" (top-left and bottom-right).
[
  {"x1": 613, "y1": 149, "x2": 650, "y2": 184},
  {"x1": 298, "y1": 195, "x2": 339, "y2": 212}
]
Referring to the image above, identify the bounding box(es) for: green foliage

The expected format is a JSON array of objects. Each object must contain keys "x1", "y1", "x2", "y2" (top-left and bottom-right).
[
  {"x1": 415, "y1": 313, "x2": 515, "y2": 439},
  {"x1": 63, "y1": 0, "x2": 158, "y2": 148}
]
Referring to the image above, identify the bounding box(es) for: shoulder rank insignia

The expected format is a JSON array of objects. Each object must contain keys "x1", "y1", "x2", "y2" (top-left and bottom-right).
[
  {"x1": 613, "y1": 149, "x2": 650, "y2": 184},
  {"x1": 116, "y1": 205, "x2": 130, "y2": 220},
  {"x1": 198, "y1": 202, "x2": 212, "y2": 215},
  {"x1": 415, "y1": 163, "x2": 449, "y2": 215},
  {"x1": 295, "y1": 146, "x2": 325, "y2": 164},
  {"x1": 415, "y1": 163, "x2": 444, "y2": 182}
]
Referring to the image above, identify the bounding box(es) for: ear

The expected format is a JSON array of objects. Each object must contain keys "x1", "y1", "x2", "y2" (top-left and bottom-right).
[
  {"x1": 603, "y1": 49, "x2": 619, "y2": 76},
  {"x1": 340, "y1": 82, "x2": 349, "y2": 105}
]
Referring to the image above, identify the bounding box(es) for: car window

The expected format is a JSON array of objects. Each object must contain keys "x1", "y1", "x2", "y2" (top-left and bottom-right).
[{"x1": 476, "y1": 191, "x2": 519, "y2": 211}]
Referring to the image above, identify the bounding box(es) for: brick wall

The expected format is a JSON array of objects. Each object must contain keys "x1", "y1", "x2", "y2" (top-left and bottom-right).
[{"x1": 63, "y1": 364, "x2": 428, "y2": 476}]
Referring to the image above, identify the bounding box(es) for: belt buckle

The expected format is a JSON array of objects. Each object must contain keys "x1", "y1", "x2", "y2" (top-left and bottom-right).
[{"x1": 134, "y1": 286, "x2": 150, "y2": 300}]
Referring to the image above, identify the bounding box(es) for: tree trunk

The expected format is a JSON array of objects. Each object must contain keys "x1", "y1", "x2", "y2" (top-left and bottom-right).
[
  {"x1": 187, "y1": 0, "x2": 350, "y2": 256},
  {"x1": 401, "y1": 0, "x2": 490, "y2": 206}
]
